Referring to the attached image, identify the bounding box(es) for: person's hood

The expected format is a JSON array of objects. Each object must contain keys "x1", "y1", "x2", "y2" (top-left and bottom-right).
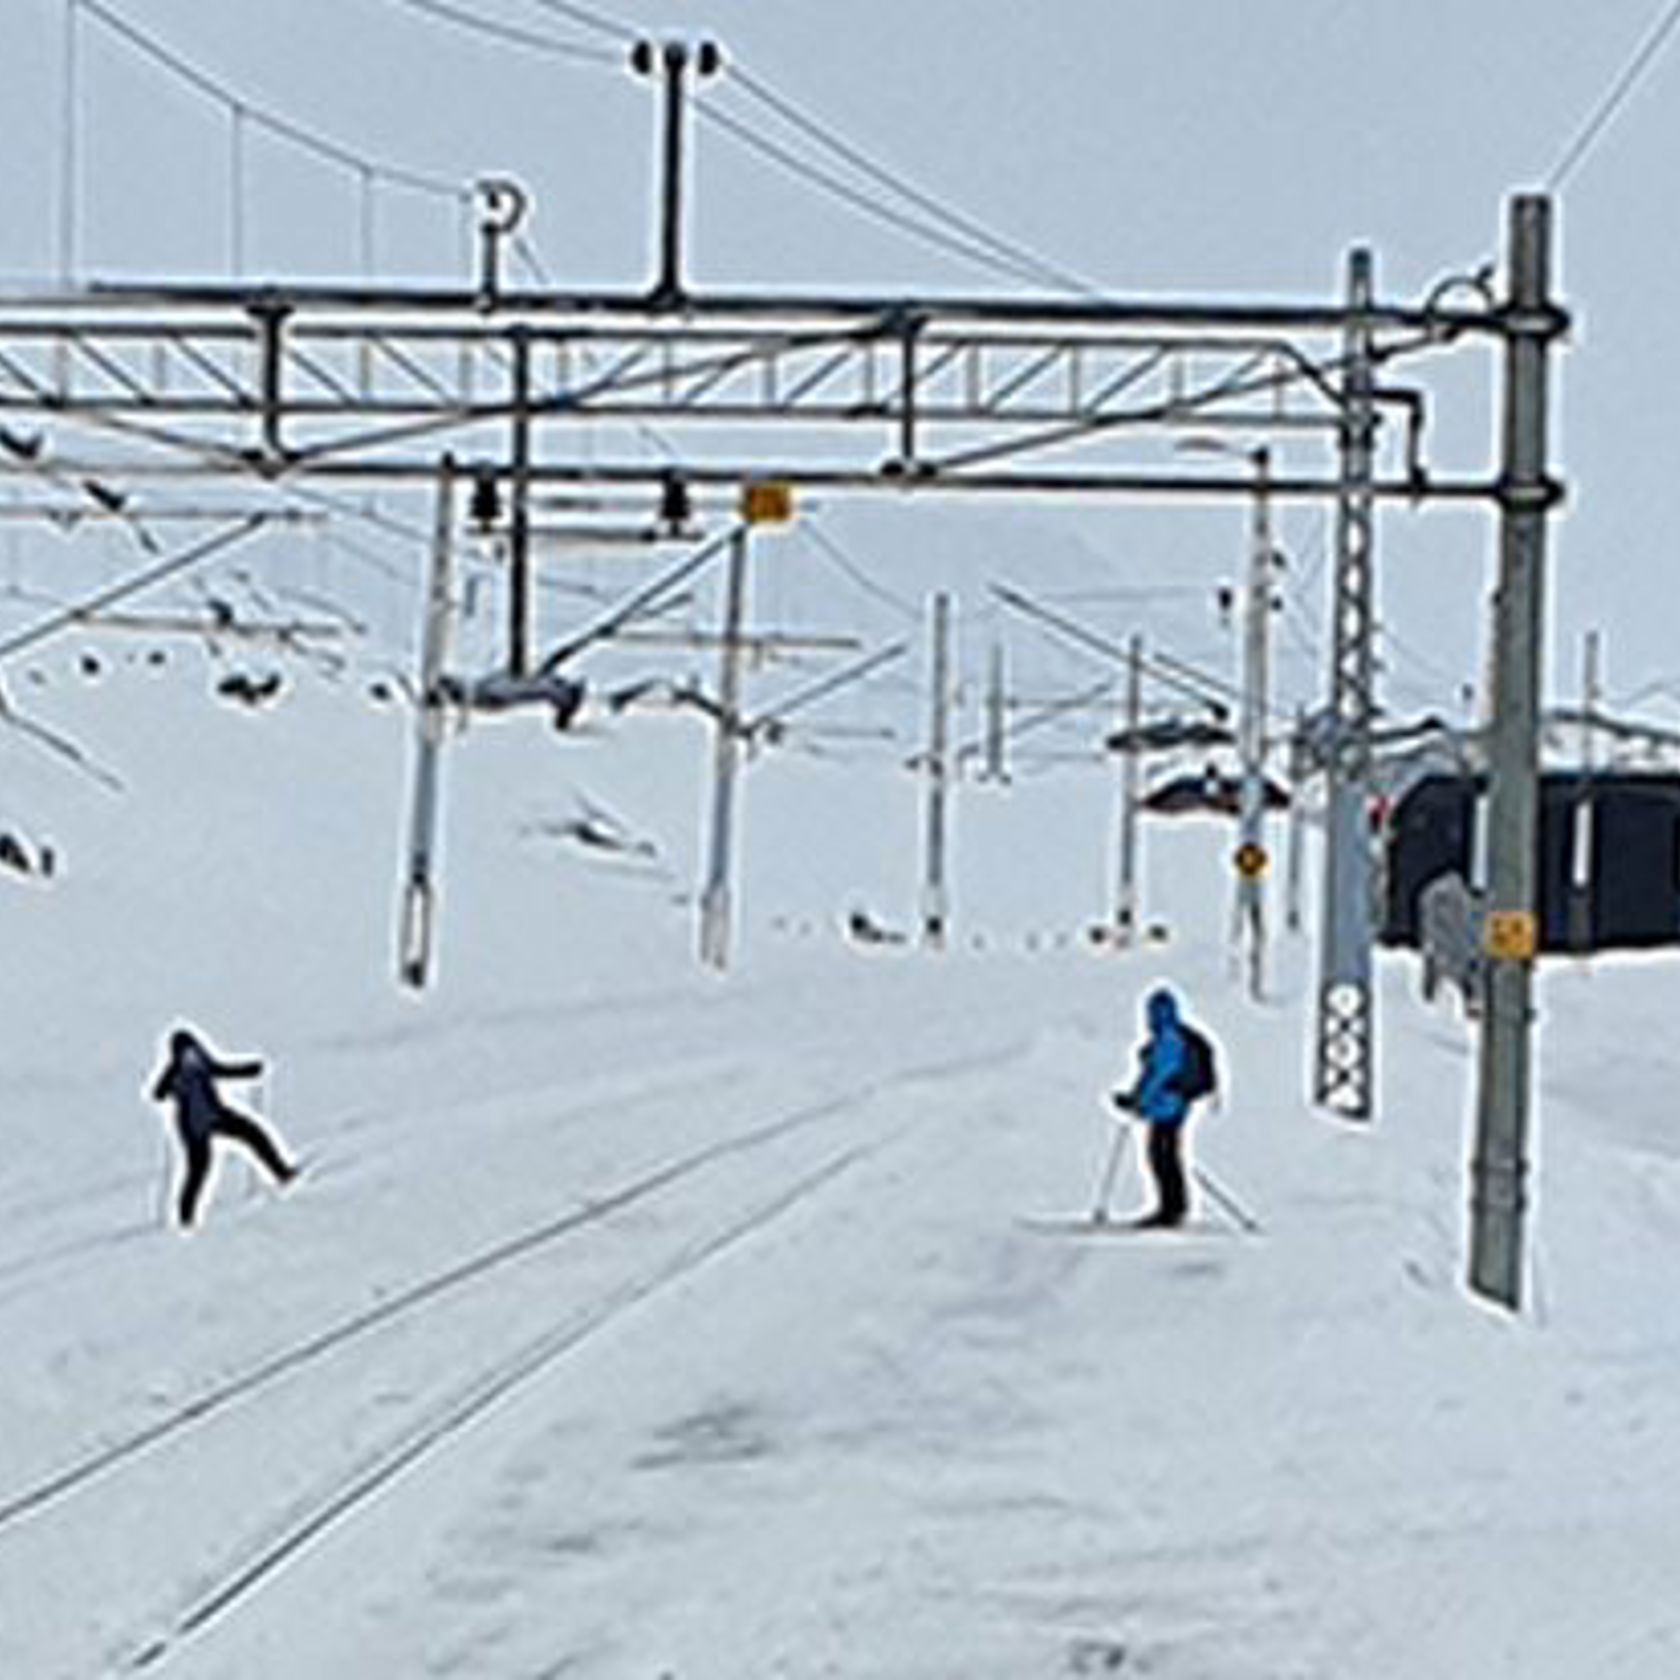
[{"x1": 1146, "y1": 988, "x2": 1180, "y2": 1032}]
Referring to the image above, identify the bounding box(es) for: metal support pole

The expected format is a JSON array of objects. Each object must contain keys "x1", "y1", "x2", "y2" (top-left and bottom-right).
[
  {"x1": 1115, "y1": 632, "x2": 1143, "y2": 943},
  {"x1": 921, "y1": 590, "x2": 953, "y2": 949},
  {"x1": 1567, "y1": 627, "x2": 1600, "y2": 950},
  {"x1": 398, "y1": 456, "x2": 458, "y2": 989},
  {"x1": 58, "y1": 0, "x2": 80, "y2": 302},
  {"x1": 1580, "y1": 629, "x2": 1600, "y2": 766},
  {"x1": 699, "y1": 524, "x2": 750, "y2": 969},
  {"x1": 896, "y1": 315, "x2": 923, "y2": 472},
  {"x1": 1469, "y1": 194, "x2": 1564, "y2": 1312},
  {"x1": 983, "y1": 639, "x2": 1007, "y2": 782},
  {"x1": 255, "y1": 302, "x2": 290, "y2": 461},
  {"x1": 358, "y1": 170, "x2": 377, "y2": 398},
  {"x1": 1286, "y1": 704, "x2": 1306, "y2": 934},
  {"x1": 508, "y1": 329, "x2": 533, "y2": 676},
  {"x1": 1233, "y1": 446, "x2": 1273, "y2": 999},
  {"x1": 54, "y1": 0, "x2": 80, "y2": 398},
  {"x1": 656, "y1": 42, "x2": 688, "y2": 305},
  {"x1": 1314, "y1": 247, "x2": 1379, "y2": 1116},
  {"x1": 229, "y1": 107, "x2": 247, "y2": 280},
  {"x1": 633, "y1": 39, "x2": 719, "y2": 307}
]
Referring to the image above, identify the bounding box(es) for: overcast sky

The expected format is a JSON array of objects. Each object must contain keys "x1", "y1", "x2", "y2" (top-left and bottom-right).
[{"x1": 1, "y1": 0, "x2": 1676, "y2": 727}]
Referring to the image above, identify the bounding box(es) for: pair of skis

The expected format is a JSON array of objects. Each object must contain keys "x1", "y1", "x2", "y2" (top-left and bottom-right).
[{"x1": 1024, "y1": 1116, "x2": 1262, "y2": 1238}]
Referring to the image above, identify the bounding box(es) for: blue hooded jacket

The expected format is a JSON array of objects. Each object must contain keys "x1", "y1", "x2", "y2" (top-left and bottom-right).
[{"x1": 1132, "y1": 987, "x2": 1189, "y2": 1125}]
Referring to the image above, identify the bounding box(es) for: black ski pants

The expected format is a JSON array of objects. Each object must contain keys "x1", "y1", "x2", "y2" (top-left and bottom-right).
[
  {"x1": 178, "y1": 1110, "x2": 294, "y2": 1227},
  {"x1": 1145, "y1": 1122, "x2": 1189, "y2": 1226}
]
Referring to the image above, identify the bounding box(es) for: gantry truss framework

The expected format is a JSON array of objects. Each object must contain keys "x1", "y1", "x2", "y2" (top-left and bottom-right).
[{"x1": 0, "y1": 279, "x2": 1480, "y2": 498}]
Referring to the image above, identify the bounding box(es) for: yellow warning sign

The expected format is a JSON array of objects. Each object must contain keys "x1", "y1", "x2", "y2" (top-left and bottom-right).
[
  {"x1": 1233, "y1": 841, "x2": 1269, "y2": 879},
  {"x1": 740, "y1": 480, "x2": 795, "y2": 525},
  {"x1": 1484, "y1": 909, "x2": 1539, "y2": 961}
]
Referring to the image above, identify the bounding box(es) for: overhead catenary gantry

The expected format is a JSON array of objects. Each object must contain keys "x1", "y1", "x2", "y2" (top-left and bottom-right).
[
  {"x1": 0, "y1": 277, "x2": 1465, "y2": 497},
  {"x1": 0, "y1": 178, "x2": 1564, "y2": 1311}
]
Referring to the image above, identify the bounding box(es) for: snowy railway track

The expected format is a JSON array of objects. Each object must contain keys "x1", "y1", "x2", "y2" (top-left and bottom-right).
[
  {"x1": 121, "y1": 1136, "x2": 877, "y2": 1673},
  {"x1": 0, "y1": 1042, "x2": 1017, "y2": 1675},
  {"x1": 0, "y1": 1053, "x2": 982, "y2": 1535}
]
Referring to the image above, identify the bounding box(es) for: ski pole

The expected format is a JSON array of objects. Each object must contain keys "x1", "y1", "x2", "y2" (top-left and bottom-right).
[
  {"x1": 1090, "y1": 1122, "x2": 1131, "y2": 1223},
  {"x1": 1192, "y1": 1162, "x2": 1262, "y2": 1234}
]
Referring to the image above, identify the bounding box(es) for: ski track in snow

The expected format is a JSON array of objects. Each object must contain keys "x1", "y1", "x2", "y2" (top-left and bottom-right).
[
  {"x1": 123, "y1": 1142, "x2": 881, "y2": 1673},
  {"x1": 0, "y1": 1040, "x2": 1025, "y2": 1676},
  {"x1": 0, "y1": 1044, "x2": 1014, "y2": 1535}
]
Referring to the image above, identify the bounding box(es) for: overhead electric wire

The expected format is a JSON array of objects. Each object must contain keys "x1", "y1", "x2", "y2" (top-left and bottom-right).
[
  {"x1": 992, "y1": 580, "x2": 1271, "y2": 722},
  {"x1": 798, "y1": 521, "x2": 920, "y2": 622},
  {"x1": 1613, "y1": 675, "x2": 1680, "y2": 711},
  {"x1": 75, "y1": 0, "x2": 467, "y2": 201},
  {"x1": 280, "y1": 480, "x2": 434, "y2": 548},
  {"x1": 414, "y1": 0, "x2": 1109, "y2": 300},
  {"x1": 520, "y1": 0, "x2": 639, "y2": 46},
  {"x1": 1268, "y1": 503, "x2": 1328, "y2": 678},
  {"x1": 542, "y1": 525, "x2": 739, "y2": 668},
  {"x1": 753, "y1": 640, "x2": 909, "y2": 733},
  {"x1": 1376, "y1": 620, "x2": 1469, "y2": 707},
  {"x1": 692, "y1": 97, "x2": 1078, "y2": 293},
  {"x1": 724, "y1": 64, "x2": 1102, "y2": 299},
  {"x1": 1032, "y1": 583, "x2": 1210, "y2": 604},
  {"x1": 1272, "y1": 595, "x2": 1332, "y2": 714},
  {"x1": 386, "y1": 0, "x2": 617, "y2": 65},
  {"x1": 530, "y1": 0, "x2": 1109, "y2": 323},
  {"x1": 1545, "y1": 0, "x2": 1680, "y2": 191},
  {"x1": 0, "y1": 517, "x2": 264, "y2": 663},
  {"x1": 0, "y1": 680, "x2": 126, "y2": 793},
  {"x1": 955, "y1": 677, "x2": 1113, "y2": 763},
  {"x1": 409, "y1": 0, "x2": 1105, "y2": 299},
  {"x1": 1281, "y1": 503, "x2": 1331, "y2": 605},
  {"x1": 320, "y1": 522, "x2": 421, "y2": 593}
]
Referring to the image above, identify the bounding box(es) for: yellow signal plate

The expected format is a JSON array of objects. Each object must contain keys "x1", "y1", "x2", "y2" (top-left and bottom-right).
[
  {"x1": 741, "y1": 480, "x2": 795, "y2": 525},
  {"x1": 1233, "y1": 841, "x2": 1269, "y2": 879},
  {"x1": 1484, "y1": 909, "x2": 1539, "y2": 961}
]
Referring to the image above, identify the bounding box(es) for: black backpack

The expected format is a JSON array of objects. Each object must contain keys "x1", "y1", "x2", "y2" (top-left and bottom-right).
[{"x1": 1175, "y1": 1023, "x2": 1219, "y2": 1103}]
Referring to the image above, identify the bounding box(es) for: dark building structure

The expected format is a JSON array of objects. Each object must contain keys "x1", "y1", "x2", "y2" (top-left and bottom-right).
[
  {"x1": 1382, "y1": 771, "x2": 1680, "y2": 954},
  {"x1": 1143, "y1": 767, "x2": 1290, "y2": 817}
]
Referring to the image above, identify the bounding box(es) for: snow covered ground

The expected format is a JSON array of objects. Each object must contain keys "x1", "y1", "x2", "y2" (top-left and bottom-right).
[{"x1": 2, "y1": 651, "x2": 1678, "y2": 1678}]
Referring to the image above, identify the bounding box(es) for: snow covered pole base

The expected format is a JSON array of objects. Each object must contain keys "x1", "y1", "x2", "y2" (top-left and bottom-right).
[{"x1": 398, "y1": 880, "x2": 434, "y2": 990}]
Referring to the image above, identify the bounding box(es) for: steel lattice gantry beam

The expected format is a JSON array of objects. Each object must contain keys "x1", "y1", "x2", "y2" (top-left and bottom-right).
[
  {"x1": 0, "y1": 281, "x2": 1494, "y2": 499},
  {"x1": 1315, "y1": 249, "x2": 1380, "y2": 1118}
]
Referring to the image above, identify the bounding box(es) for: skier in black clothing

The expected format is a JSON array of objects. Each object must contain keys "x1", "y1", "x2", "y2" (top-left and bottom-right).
[{"x1": 150, "y1": 1026, "x2": 297, "y2": 1227}]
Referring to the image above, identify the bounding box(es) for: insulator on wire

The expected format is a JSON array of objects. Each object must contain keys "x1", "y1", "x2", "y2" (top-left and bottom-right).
[
  {"x1": 659, "y1": 472, "x2": 693, "y2": 533},
  {"x1": 469, "y1": 470, "x2": 501, "y2": 530}
]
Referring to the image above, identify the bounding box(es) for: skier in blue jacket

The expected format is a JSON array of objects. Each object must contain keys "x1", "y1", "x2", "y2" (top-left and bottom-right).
[
  {"x1": 149, "y1": 1026, "x2": 297, "y2": 1227},
  {"x1": 1113, "y1": 986, "x2": 1192, "y2": 1227}
]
